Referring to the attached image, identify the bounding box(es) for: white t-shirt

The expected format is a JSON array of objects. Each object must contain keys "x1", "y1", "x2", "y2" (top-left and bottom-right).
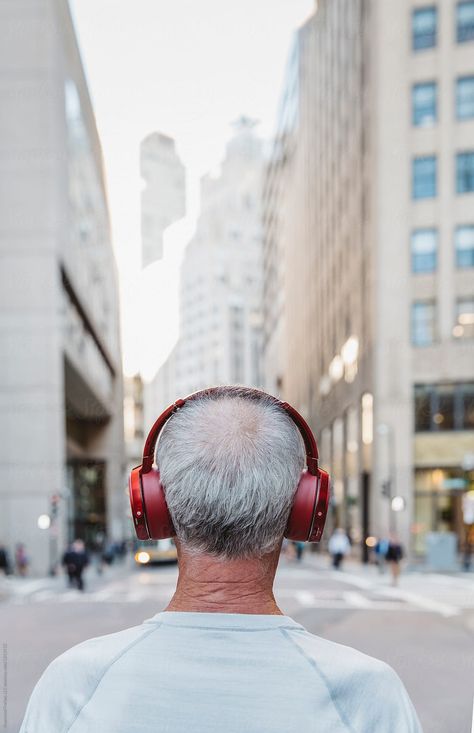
[{"x1": 19, "y1": 611, "x2": 423, "y2": 733}]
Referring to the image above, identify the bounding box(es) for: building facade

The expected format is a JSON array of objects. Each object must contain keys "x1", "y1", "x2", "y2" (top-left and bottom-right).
[
  {"x1": 263, "y1": 0, "x2": 474, "y2": 559},
  {"x1": 262, "y1": 39, "x2": 300, "y2": 398},
  {"x1": 124, "y1": 374, "x2": 145, "y2": 485},
  {"x1": 0, "y1": 0, "x2": 125, "y2": 574},
  {"x1": 148, "y1": 120, "x2": 264, "y2": 417},
  {"x1": 140, "y1": 132, "x2": 186, "y2": 268}
]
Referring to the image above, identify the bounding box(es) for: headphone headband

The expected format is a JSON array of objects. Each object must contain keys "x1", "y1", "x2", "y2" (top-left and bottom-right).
[{"x1": 141, "y1": 387, "x2": 319, "y2": 476}]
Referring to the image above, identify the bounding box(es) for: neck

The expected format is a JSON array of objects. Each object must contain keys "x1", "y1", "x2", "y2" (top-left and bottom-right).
[{"x1": 165, "y1": 543, "x2": 282, "y2": 615}]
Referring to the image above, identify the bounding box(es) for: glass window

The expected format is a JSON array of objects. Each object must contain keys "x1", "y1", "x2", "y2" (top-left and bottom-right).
[
  {"x1": 413, "y1": 156, "x2": 437, "y2": 198},
  {"x1": 411, "y1": 300, "x2": 436, "y2": 345},
  {"x1": 414, "y1": 385, "x2": 433, "y2": 430},
  {"x1": 456, "y1": 152, "x2": 474, "y2": 193},
  {"x1": 453, "y1": 297, "x2": 474, "y2": 339},
  {"x1": 456, "y1": 76, "x2": 474, "y2": 119},
  {"x1": 456, "y1": 225, "x2": 474, "y2": 268},
  {"x1": 412, "y1": 82, "x2": 437, "y2": 125},
  {"x1": 413, "y1": 493, "x2": 433, "y2": 555},
  {"x1": 414, "y1": 383, "x2": 474, "y2": 431},
  {"x1": 413, "y1": 7, "x2": 438, "y2": 50},
  {"x1": 457, "y1": 1, "x2": 474, "y2": 42},
  {"x1": 411, "y1": 228, "x2": 437, "y2": 272},
  {"x1": 433, "y1": 384, "x2": 455, "y2": 430},
  {"x1": 461, "y1": 384, "x2": 474, "y2": 428}
]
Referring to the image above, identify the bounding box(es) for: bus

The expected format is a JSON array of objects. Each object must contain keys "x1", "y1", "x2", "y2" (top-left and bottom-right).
[{"x1": 133, "y1": 538, "x2": 178, "y2": 566}]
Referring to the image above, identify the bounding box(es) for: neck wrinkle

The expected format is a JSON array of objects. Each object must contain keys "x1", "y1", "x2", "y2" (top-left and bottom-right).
[{"x1": 165, "y1": 544, "x2": 283, "y2": 615}]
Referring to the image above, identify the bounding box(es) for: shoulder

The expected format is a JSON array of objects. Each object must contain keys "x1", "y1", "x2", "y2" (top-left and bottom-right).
[
  {"x1": 19, "y1": 623, "x2": 155, "y2": 733},
  {"x1": 284, "y1": 629, "x2": 423, "y2": 732},
  {"x1": 45, "y1": 621, "x2": 153, "y2": 678},
  {"x1": 283, "y1": 627, "x2": 389, "y2": 683}
]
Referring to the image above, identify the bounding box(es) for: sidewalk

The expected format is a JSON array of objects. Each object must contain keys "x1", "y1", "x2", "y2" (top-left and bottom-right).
[
  {"x1": 0, "y1": 554, "x2": 134, "y2": 603},
  {"x1": 305, "y1": 551, "x2": 474, "y2": 578},
  {"x1": 300, "y1": 552, "x2": 474, "y2": 620}
]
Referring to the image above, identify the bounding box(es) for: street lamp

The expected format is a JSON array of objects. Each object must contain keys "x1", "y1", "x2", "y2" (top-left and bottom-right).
[
  {"x1": 391, "y1": 496, "x2": 406, "y2": 512},
  {"x1": 37, "y1": 514, "x2": 51, "y2": 530}
]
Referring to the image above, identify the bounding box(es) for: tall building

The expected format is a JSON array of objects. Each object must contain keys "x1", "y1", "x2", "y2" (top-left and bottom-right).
[
  {"x1": 124, "y1": 374, "x2": 145, "y2": 479},
  {"x1": 140, "y1": 132, "x2": 186, "y2": 268},
  {"x1": 263, "y1": 0, "x2": 474, "y2": 560},
  {"x1": 143, "y1": 346, "x2": 177, "y2": 432},
  {"x1": 262, "y1": 41, "x2": 300, "y2": 398},
  {"x1": 148, "y1": 120, "x2": 264, "y2": 417},
  {"x1": 0, "y1": 0, "x2": 125, "y2": 574}
]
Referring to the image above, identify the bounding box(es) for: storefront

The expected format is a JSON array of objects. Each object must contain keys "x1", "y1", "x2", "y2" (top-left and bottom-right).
[
  {"x1": 413, "y1": 466, "x2": 474, "y2": 555},
  {"x1": 67, "y1": 460, "x2": 107, "y2": 549},
  {"x1": 413, "y1": 382, "x2": 474, "y2": 558}
]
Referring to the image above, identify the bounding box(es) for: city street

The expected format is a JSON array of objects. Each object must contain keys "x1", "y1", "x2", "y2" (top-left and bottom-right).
[{"x1": 2, "y1": 554, "x2": 473, "y2": 733}]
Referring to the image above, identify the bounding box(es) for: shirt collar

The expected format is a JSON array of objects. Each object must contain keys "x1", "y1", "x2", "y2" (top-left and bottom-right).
[{"x1": 143, "y1": 611, "x2": 304, "y2": 631}]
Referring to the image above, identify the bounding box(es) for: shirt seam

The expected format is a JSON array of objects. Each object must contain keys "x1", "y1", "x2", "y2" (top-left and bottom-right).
[
  {"x1": 148, "y1": 621, "x2": 303, "y2": 632},
  {"x1": 64, "y1": 623, "x2": 162, "y2": 733},
  {"x1": 279, "y1": 628, "x2": 357, "y2": 733}
]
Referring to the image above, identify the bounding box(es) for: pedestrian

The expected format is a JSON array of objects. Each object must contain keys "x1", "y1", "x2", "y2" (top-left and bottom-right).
[
  {"x1": 386, "y1": 532, "x2": 404, "y2": 586},
  {"x1": 0, "y1": 543, "x2": 11, "y2": 576},
  {"x1": 328, "y1": 526, "x2": 351, "y2": 569},
  {"x1": 20, "y1": 387, "x2": 423, "y2": 733},
  {"x1": 117, "y1": 539, "x2": 128, "y2": 561},
  {"x1": 14, "y1": 543, "x2": 29, "y2": 577},
  {"x1": 462, "y1": 524, "x2": 474, "y2": 571},
  {"x1": 61, "y1": 539, "x2": 89, "y2": 591},
  {"x1": 101, "y1": 540, "x2": 115, "y2": 566},
  {"x1": 374, "y1": 536, "x2": 389, "y2": 574},
  {"x1": 93, "y1": 530, "x2": 106, "y2": 575},
  {"x1": 292, "y1": 540, "x2": 305, "y2": 562}
]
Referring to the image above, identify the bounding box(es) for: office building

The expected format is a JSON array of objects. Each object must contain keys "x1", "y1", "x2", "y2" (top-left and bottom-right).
[
  {"x1": 149, "y1": 120, "x2": 264, "y2": 415},
  {"x1": 140, "y1": 132, "x2": 186, "y2": 268},
  {"x1": 0, "y1": 0, "x2": 125, "y2": 574},
  {"x1": 263, "y1": 0, "x2": 474, "y2": 559}
]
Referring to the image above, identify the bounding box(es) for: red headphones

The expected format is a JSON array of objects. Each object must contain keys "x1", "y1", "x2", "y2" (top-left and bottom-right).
[{"x1": 129, "y1": 388, "x2": 330, "y2": 544}]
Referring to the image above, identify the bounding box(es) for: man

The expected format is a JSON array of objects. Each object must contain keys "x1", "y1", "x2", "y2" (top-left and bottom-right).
[
  {"x1": 14, "y1": 542, "x2": 29, "y2": 576},
  {"x1": 374, "y1": 535, "x2": 390, "y2": 574},
  {"x1": 0, "y1": 542, "x2": 11, "y2": 576},
  {"x1": 328, "y1": 526, "x2": 351, "y2": 569},
  {"x1": 20, "y1": 387, "x2": 423, "y2": 732},
  {"x1": 61, "y1": 538, "x2": 89, "y2": 591},
  {"x1": 386, "y1": 531, "x2": 404, "y2": 587}
]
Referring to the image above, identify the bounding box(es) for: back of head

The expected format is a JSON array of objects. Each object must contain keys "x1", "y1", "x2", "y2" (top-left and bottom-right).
[{"x1": 156, "y1": 386, "x2": 306, "y2": 559}]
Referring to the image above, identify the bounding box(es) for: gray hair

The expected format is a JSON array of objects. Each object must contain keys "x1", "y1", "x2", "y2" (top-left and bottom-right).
[{"x1": 156, "y1": 386, "x2": 306, "y2": 559}]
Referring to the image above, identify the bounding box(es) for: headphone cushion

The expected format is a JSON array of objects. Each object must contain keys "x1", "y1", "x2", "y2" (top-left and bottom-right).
[
  {"x1": 285, "y1": 471, "x2": 320, "y2": 542},
  {"x1": 141, "y1": 469, "x2": 175, "y2": 540}
]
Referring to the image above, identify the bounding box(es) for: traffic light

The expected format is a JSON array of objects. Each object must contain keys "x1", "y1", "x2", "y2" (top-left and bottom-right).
[
  {"x1": 381, "y1": 481, "x2": 391, "y2": 498},
  {"x1": 50, "y1": 493, "x2": 61, "y2": 519}
]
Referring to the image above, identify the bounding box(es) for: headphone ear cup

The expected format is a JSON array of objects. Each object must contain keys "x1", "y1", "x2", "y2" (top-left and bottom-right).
[
  {"x1": 129, "y1": 466, "x2": 149, "y2": 540},
  {"x1": 141, "y1": 469, "x2": 175, "y2": 540},
  {"x1": 285, "y1": 469, "x2": 330, "y2": 542},
  {"x1": 308, "y1": 469, "x2": 330, "y2": 542},
  {"x1": 285, "y1": 471, "x2": 318, "y2": 541}
]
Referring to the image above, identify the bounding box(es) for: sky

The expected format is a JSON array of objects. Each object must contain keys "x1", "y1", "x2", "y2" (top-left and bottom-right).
[{"x1": 70, "y1": 0, "x2": 313, "y2": 380}]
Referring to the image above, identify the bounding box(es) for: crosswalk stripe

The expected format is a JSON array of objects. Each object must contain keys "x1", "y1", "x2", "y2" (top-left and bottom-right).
[
  {"x1": 295, "y1": 591, "x2": 317, "y2": 606},
  {"x1": 377, "y1": 586, "x2": 460, "y2": 618},
  {"x1": 342, "y1": 591, "x2": 372, "y2": 608}
]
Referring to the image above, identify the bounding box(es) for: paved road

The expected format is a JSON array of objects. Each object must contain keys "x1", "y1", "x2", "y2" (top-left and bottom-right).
[{"x1": 2, "y1": 555, "x2": 473, "y2": 733}]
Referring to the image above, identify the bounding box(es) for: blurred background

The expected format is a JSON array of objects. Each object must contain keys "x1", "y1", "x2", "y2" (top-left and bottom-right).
[{"x1": 1, "y1": 1, "x2": 474, "y2": 731}]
